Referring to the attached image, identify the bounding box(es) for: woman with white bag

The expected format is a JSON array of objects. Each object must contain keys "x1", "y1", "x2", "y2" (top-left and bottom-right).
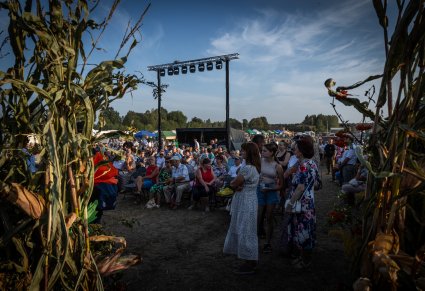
[{"x1": 284, "y1": 138, "x2": 319, "y2": 269}]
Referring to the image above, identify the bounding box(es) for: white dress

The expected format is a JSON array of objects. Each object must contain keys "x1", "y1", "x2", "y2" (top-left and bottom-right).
[{"x1": 223, "y1": 165, "x2": 259, "y2": 261}]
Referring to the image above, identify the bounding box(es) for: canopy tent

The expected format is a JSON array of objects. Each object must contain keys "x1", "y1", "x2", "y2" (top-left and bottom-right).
[
  {"x1": 245, "y1": 129, "x2": 255, "y2": 135},
  {"x1": 134, "y1": 130, "x2": 156, "y2": 139}
]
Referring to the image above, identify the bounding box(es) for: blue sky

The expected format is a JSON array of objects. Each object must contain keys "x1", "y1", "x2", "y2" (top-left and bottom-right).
[{"x1": 1, "y1": 0, "x2": 397, "y2": 124}]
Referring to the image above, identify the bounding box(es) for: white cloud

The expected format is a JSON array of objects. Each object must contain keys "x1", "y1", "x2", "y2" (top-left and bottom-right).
[{"x1": 203, "y1": 0, "x2": 385, "y2": 124}]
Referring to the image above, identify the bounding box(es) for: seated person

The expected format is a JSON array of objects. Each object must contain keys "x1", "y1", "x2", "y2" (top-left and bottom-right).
[
  {"x1": 134, "y1": 156, "x2": 159, "y2": 195},
  {"x1": 213, "y1": 155, "x2": 228, "y2": 189},
  {"x1": 228, "y1": 156, "x2": 242, "y2": 178},
  {"x1": 341, "y1": 164, "x2": 368, "y2": 205},
  {"x1": 163, "y1": 156, "x2": 191, "y2": 209},
  {"x1": 148, "y1": 157, "x2": 173, "y2": 208},
  {"x1": 92, "y1": 150, "x2": 119, "y2": 223},
  {"x1": 188, "y1": 158, "x2": 216, "y2": 212},
  {"x1": 118, "y1": 147, "x2": 136, "y2": 191}
]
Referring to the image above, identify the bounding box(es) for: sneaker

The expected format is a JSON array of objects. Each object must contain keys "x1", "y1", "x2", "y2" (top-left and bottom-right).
[
  {"x1": 187, "y1": 205, "x2": 194, "y2": 210},
  {"x1": 233, "y1": 264, "x2": 255, "y2": 275},
  {"x1": 262, "y1": 244, "x2": 272, "y2": 254},
  {"x1": 205, "y1": 206, "x2": 210, "y2": 212}
]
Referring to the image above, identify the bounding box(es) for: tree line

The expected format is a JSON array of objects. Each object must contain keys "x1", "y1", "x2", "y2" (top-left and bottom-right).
[{"x1": 97, "y1": 106, "x2": 339, "y2": 132}]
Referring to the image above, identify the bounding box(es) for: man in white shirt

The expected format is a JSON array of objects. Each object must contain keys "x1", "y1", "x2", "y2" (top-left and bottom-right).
[
  {"x1": 156, "y1": 151, "x2": 165, "y2": 169},
  {"x1": 228, "y1": 156, "x2": 242, "y2": 178},
  {"x1": 163, "y1": 156, "x2": 191, "y2": 209},
  {"x1": 337, "y1": 139, "x2": 357, "y2": 184}
]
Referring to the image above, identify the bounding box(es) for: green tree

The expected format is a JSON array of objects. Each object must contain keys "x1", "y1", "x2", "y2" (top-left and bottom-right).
[
  {"x1": 98, "y1": 106, "x2": 123, "y2": 130},
  {"x1": 242, "y1": 119, "x2": 249, "y2": 129},
  {"x1": 187, "y1": 116, "x2": 204, "y2": 128},
  {"x1": 123, "y1": 110, "x2": 143, "y2": 129},
  {"x1": 168, "y1": 110, "x2": 187, "y2": 127},
  {"x1": 229, "y1": 118, "x2": 242, "y2": 129},
  {"x1": 248, "y1": 116, "x2": 269, "y2": 130}
]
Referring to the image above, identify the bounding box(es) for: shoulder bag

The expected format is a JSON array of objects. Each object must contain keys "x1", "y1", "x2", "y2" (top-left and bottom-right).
[{"x1": 284, "y1": 179, "x2": 314, "y2": 213}]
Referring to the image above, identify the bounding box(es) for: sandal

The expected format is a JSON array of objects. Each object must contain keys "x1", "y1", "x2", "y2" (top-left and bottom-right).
[
  {"x1": 233, "y1": 264, "x2": 256, "y2": 275},
  {"x1": 291, "y1": 257, "x2": 302, "y2": 265},
  {"x1": 292, "y1": 259, "x2": 311, "y2": 269},
  {"x1": 262, "y1": 244, "x2": 272, "y2": 254}
]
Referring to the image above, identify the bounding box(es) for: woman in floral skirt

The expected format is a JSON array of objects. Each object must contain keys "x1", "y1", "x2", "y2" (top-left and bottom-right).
[{"x1": 284, "y1": 138, "x2": 319, "y2": 269}]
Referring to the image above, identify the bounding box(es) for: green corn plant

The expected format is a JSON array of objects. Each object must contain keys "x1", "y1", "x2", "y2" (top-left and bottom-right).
[{"x1": 0, "y1": 0, "x2": 149, "y2": 289}]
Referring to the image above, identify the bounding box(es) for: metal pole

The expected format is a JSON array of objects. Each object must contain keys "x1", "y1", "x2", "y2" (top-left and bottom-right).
[
  {"x1": 157, "y1": 70, "x2": 162, "y2": 151},
  {"x1": 225, "y1": 59, "x2": 230, "y2": 151}
]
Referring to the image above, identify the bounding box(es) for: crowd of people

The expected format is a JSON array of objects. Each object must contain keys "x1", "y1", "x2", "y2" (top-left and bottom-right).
[
  {"x1": 19, "y1": 130, "x2": 367, "y2": 276},
  {"x1": 81, "y1": 132, "x2": 368, "y2": 275}
]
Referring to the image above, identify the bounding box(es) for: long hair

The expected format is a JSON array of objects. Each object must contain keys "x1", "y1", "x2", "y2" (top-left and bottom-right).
[
  {"x1": 263, "y1": 142, "x2": 279, "y2": 163},
  {"x1": 241, "y1": 142, "x2": 261, "y2": 173}
]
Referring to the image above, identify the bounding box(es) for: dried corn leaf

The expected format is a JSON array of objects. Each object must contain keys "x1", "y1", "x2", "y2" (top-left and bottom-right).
[
  {"x1": 97, "y1": 254, "x2": 142, "y2": 277},
  {"x1": 0, "y1": 182, "x2": 45, "y2": 219}
]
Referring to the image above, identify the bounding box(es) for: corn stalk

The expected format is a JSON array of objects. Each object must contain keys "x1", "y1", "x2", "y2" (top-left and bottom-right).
[
  {"x1": 0, "y1": 0, "x2": 149, "y2": 289},
  {"x1": 330, "y1": 0, "x2": 425, "y2": 290}
]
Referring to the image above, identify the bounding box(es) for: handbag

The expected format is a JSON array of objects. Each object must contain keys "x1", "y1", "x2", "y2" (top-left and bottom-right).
[
  {"x1": 285, "y1": 199, "x2": 302, "y2": 213},
  {"x1": 225, "y1": 198, "x2": 232, "y2": 212},
  {"x1": 285, "y1": 179, "x2": 314, "y2": 213}
]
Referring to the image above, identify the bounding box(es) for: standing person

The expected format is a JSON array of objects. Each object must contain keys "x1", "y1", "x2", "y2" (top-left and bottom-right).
[
  {"x1": 276, "y1": 141, "x2": 291, "y2": 172},
  {"x1": 318, "y1": 139, "x2": 325, "y2": 162},
  {"x1": 337, "y1": 137, "x2": 357, "y2": 184},
  {"x1": 252, "y1": 134, "x2": 265, "y2": 152},
  {"x1": 252, "y1": 134, "x2": 266, "y2": 236},
  {"x1": 223, "y1": 142, "x2": 261, "y2": 275},
  {"x1": 194, "y1": 138, "x2": 200, "y2": 152},
  {"x1": 324, "y1": 139, "x2": 336, "y2": 175},
  {"x1": 285, "y1": 138, "x2": 319, "y2": 269},
  {"x1": 257, "y1": 143, "x2": 284, "y2": 253}
]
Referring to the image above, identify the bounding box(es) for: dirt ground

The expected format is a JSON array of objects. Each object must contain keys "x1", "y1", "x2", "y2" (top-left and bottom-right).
[{"x1": 101, "y1": 167, "x2": 354, "y2": 291}]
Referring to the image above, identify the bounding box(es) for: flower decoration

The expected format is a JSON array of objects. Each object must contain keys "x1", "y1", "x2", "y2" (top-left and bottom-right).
[
  {"x1": 335, "y1": 130, "x2": 348, "y2": 138},
  {"x1": 334, "y1": 139, "x2": 347, "y2": 148},
  {"x1": 356, "y1": 123, "x2": 373, "y2": 131}
]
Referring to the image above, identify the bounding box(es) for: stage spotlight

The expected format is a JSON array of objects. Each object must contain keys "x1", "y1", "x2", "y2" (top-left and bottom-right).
[
  {"x1": 159, "y1": 69, "x2": 165, "y2": 77},
  {"x1": 198, "y1": 63, "x2": 205, "y2": 72},
  {"x1": 173, "y1": 66, "x2": 179, "y2": 75},
  {"x1": 181, "y1": 65, "x2": 188, "y2": 74},
  {"x1": 216, "y1": 60, "x2": 223, "y2": 69},
  {"x1": 206, "y1": 62, "x2": 213, "y2": 71},
  {"x1": 167, "y1": 66, "x2": 173, "y2": 75},
  {"x1": 189, "y1": 64, "x2": 196, "y2": 73}
]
